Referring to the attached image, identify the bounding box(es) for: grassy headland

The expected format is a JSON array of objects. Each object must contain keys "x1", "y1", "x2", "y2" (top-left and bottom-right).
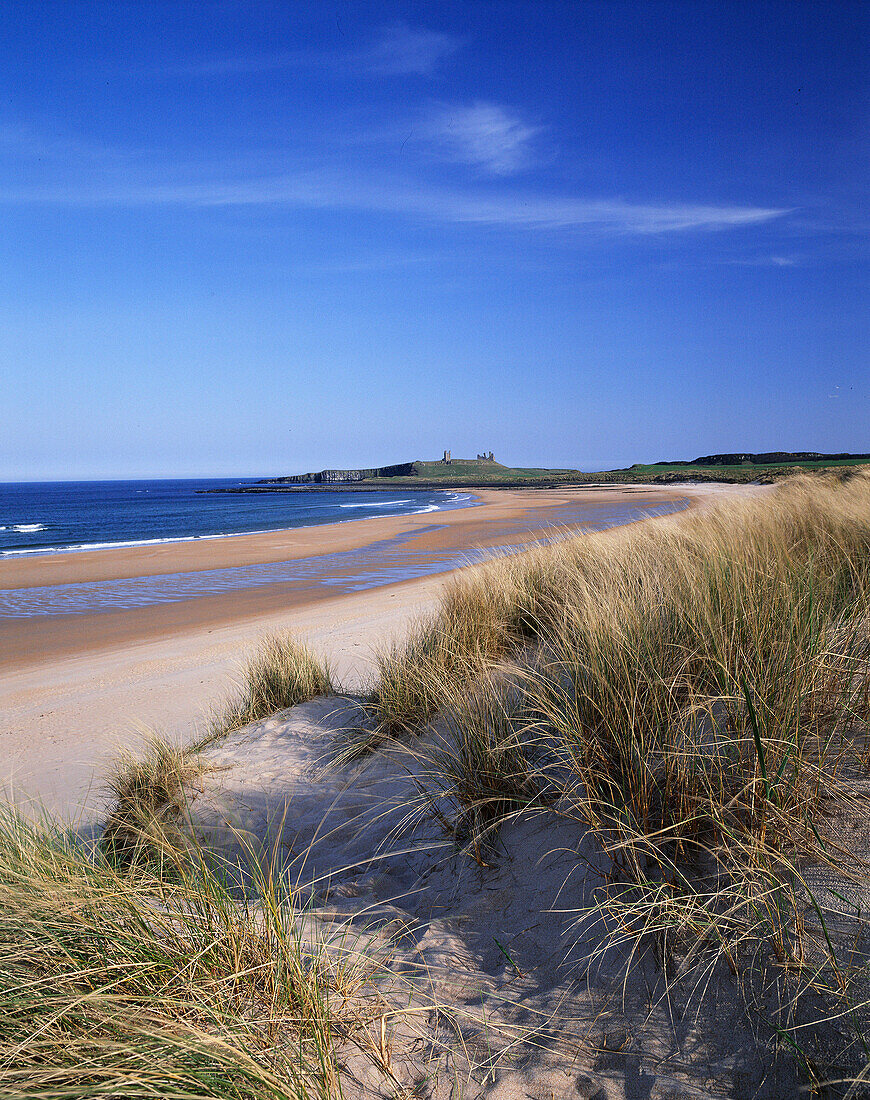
[
  {"x1": 371, "y1": 453, "x2": 870, "y2": 486},
  {"x1": 248, "y1": 451, "x2": 870, "y2": 491}
]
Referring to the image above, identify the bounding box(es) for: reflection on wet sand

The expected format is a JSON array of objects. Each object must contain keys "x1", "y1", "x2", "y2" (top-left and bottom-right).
[{"x1": 0, "y1": 499, "x2": 685, "y2": 619}]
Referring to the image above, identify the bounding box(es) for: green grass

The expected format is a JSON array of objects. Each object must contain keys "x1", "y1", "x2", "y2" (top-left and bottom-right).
[
  {"x1": 626, "y1": 456, "x2": 870, "y2": 474},
  {"x1": 409, "y1": 459, "x2": 580, "y2": 479},
  {"x1": 360, "y1": 455, "x2": 870, "y2": 488}
]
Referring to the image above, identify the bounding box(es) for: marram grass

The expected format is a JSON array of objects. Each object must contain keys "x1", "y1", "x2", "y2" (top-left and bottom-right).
[
  {"x1": 103, "y1": 631, "x2": 333, "y2": 867},
  {"x1": 7, "y1": 470, "x2": 870, "y2": 1095},
  {"x1": 0, "y1": 807, "x2": 374, "y2": 1100},
  {"x1": 369, "y1": 470, "x2": 870, "y2": 1084},
  {"x1": 101, "y1": 733, "x2": 208, "y2": 866},
  {"x1": 208, "y1": 632, "x2": 333, "y2": 739}
]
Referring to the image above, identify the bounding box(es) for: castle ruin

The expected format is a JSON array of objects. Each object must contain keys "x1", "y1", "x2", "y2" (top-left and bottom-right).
[{"x1": 441, "y1": 450, "x2": 494, "y2": 465}]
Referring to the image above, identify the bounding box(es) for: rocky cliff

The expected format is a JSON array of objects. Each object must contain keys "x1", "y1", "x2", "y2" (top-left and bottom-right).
[{"x1": 260, "y1": 462, "x2": 417, "y2": 485}]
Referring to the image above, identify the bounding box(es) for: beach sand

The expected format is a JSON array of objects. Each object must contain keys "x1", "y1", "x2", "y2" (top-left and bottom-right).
[
  {"x1": 0, "y1": 484, "x2": 736, "y2": 822},
  {"x1": 4, "y1": 479, "x2": 822, "y2": 1099},
  {"x1": 173, "y1": 692, "x2": 816, "y2": 1099}
]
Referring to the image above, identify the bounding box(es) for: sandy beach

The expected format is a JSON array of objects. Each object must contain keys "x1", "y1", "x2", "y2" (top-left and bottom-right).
[
  {"x1": 6, "y1": 473, "x2": 864, "y2": 1099},
  {"x1": 0, "y1": 485, "x2": 678, "y2": 591},
  {"x1": 0, "y1": 485, "x2": 686, "y2": 671},
  {"x1": 0, "y1": 484, "x2": 718, "y2": 821}
]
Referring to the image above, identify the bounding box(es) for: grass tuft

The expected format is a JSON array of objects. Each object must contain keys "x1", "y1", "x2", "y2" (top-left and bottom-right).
[
  {"x1": 0, "y1": 806, "x2": 375, "y2": 1099},
  {"x1": 208, "y1": 632, "x2": 333, "y2": 740},
  {"x1": 103, "y1": 633, "x2": 332, "y2": 866},
  {"x1": 365, "y1": 470, "x2": 870, "y2": 1081},
  {"x1": 101, "y1": 734, "x2": 208, "y2": 867},
  {"x1": 12, "y1": 471, "x2": 870, "y2": 1094},
  {"x1": 425, "y1": 669, "x2": 552, "y2": 862}
]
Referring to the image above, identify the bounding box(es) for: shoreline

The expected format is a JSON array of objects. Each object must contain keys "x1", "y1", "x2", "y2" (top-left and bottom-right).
[
  {"x1": 0, "y1": 484, "x2": 677, "y2": 591},
  {"x1": 0, "y1": 485, "x2": 688, "y2": 674},
  {"x1": 0, "y1": 483, "x2": 752, "y2": 821},
  {"x1": 0, "y1": 485, "x2": 476, "y2": 576}
]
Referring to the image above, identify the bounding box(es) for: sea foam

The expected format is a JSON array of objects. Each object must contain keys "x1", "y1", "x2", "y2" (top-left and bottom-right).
[{"x1": 339, "y1": 499, "x2": 414, "y2": 509}]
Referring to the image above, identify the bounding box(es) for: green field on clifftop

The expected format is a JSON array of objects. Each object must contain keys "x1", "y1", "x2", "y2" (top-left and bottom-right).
[{"x1": 409, "y1": 460, "x2": 580, "y2": 479}]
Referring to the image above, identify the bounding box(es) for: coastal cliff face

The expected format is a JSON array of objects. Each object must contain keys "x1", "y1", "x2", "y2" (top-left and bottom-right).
[{"x1": 262, "y1": 462, "x2": 416, "y2": 484}]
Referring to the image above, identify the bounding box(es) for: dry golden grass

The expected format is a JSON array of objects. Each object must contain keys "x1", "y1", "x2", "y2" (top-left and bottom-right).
[
  {"x1": 369, "y1": 471, "x2": 870, "y2": 1083},
  {"x1": 208, "y1": 632, "x2": 333, "y2": 739},
  {"x1": 101, "y1": 733, "x2": 209, "y2": 866},
  {"x1": 9, "y1": 472, "x2": 870, "y2": 1095},
  {"x1": 0, "y1": 807, "x2": 381, "y2": 1100},
  {"x1": 375, "y1": 472, "x2": 870, "y2": 840},
  {"x1": 102, "y1": 632, "x2": 333, "y2": 867}
]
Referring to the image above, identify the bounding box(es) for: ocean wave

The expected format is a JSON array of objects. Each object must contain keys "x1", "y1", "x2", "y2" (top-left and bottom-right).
[
  {"x1": 339, "y1": 499, "x2": 414, "y2": 509},
  {"x1": 0, "y1": 528, "x2": 286, "y2": 557},
  {"x1": 0, "y1": 491, "x2": 478, "y2": 559}
]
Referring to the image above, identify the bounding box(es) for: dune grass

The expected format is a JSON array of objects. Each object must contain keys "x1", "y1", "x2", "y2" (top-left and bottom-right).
[
  {"x1": 366, "y1": 547, "x2": 556, "y2": 741},
  {"x1": 101, "y1": 734, "x2": 209, "y2": 866},
  {"x1": 367, "y1": 470, "x2": 870, "y2": 1083},
  {"x1": 8, "y1": 472, "x2": 870, "y2": 1094},
  {"x1": 372, "y1": 471, "x2": 870, "y2": 830},
  {"x1": 208, "y1": 632, "x2": 333, "y2": 740},
  {"x1": 102, "y1": 632, "x2": 333, "y2": 867},
  {"x1": 0, "y1": 807, "x2": 381, "y2": 1100}
]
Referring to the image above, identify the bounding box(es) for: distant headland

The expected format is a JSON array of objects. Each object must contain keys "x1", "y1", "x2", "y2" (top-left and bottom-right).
[
  {"x1": 260, "y1": 452, "x2": 517, "y2": 485},
  {"x1": 238, "y1": 450, "x2": 870, "y2": 491}
]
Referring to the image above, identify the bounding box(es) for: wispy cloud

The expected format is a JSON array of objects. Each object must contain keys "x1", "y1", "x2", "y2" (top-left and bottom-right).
[
  {"x1": 361, "y1": 23, "x2": 462, "y2": 76},
  {"x1": 723, "y1": 254, "x2": 800, "y2": 267},
  {"x1": 421, "y1": 101, "x2": 541, "y2": 174},
  {"x1": 167, "y1": 23, "x2": 462, "y2": 79},
  {"x1": 0, "y1": 118, "x2": 790, "y2": 234},
  {"x1": 0, "y1": 165, "x2": 791, "y2": 235}
]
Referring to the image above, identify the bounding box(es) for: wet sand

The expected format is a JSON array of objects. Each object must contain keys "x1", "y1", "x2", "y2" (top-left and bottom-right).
[
  {"x1": 0, "y1": 485, "x2": 673, "y2": 589},
  {"x1": 0, "y1": 485, "x2": 684, "y2": 673}
]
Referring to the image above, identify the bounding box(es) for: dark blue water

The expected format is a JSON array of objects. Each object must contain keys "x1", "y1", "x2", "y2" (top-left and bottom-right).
[{"x1": 0, "y1": 480, "x2": 476, "y2": 558}]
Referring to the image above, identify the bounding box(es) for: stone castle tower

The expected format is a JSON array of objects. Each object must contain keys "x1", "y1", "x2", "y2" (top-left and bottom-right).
[{"x1": 442, "y1": 450, "x2": 494, "y2": 464}]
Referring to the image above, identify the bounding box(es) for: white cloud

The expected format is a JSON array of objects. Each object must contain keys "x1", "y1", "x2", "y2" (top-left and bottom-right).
[
  {"x1": 0, "y1": 166, "x2": 791, "y2": 235},
  {"x1": 724, "y1": 254, "x2": 799, "y2": 267},
  {"x1": 165, "y1": 24, "x2": 462, "y2": 79},
  {"x1": 423, "y1": 101, "x2": 541, "y2": 174},
  {"x1": 0, "y1": 121, "x2": 789, "y2": 234}
]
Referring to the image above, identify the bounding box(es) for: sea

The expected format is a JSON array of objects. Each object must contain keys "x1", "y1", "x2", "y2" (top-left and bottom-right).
[
  {"x1": 0, "y1": 479, "x2": 686, "y2": 619},
  {"x1": 0, "y1": 479, "x2": 474, "y2": 558}
]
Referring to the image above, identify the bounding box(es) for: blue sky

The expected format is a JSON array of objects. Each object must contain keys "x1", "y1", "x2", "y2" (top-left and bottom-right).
[{"x1": 1, "y1": 1, "x2": 866, "y2": 479}]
